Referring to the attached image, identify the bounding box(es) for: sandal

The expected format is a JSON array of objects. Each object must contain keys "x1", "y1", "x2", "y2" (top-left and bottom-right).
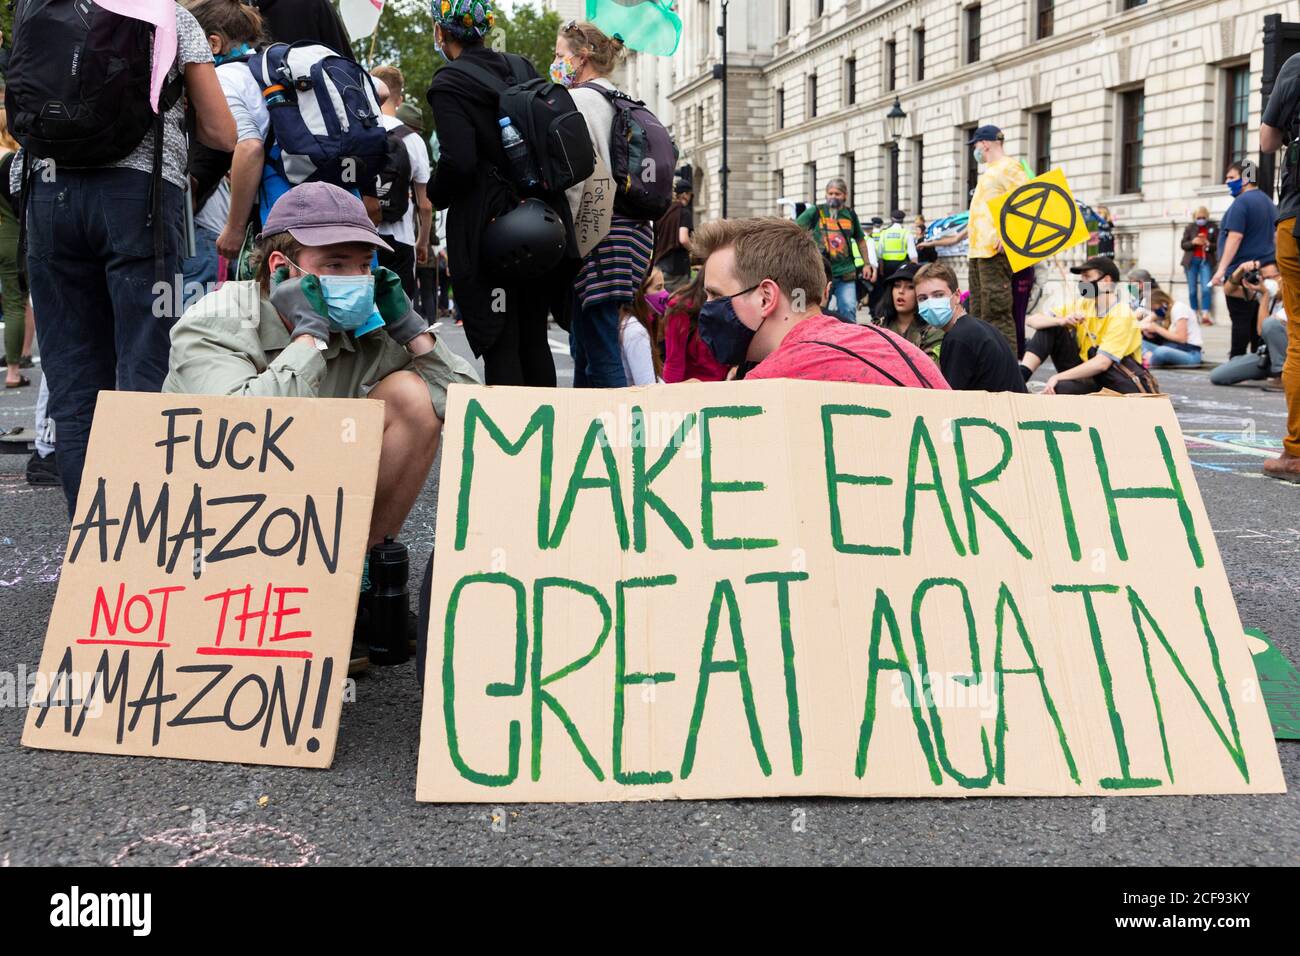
[{"x1": 5, "y1": 375, "x2": 30, "y2": 389}]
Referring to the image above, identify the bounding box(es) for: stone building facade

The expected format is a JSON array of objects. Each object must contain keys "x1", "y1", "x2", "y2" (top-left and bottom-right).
[{"x1": 618, "y1": 0, "x2": 1296, "y2": 287}]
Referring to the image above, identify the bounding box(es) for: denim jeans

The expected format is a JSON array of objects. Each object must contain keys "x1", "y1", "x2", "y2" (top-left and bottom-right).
[
  {"x1": 181, "y1": 223, "x2": 220, "y2": 296},
  {"x1": 1185, "y1": 259, "x2": 1212, "y2": 313},
  {"x1": 1141, "y1": 340, "x2": 1203, "y2": 367},
  {"x1": 826, "y1": 278, "x2": 858, "y2": 323},
  {"x1": 25, "y1": 167, "x2": 184, "y2": 517},
  {"x1": 570, "y1": 298, "x2": 628, "y2": 388}
]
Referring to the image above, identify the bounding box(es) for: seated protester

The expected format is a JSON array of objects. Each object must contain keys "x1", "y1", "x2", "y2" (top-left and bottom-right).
[
  {"x1": 620, "y1": 268, "x2": 665, "y2": 385},
  {"x1": 872, "y1": 262, "x2": 944, "y2": 362},
  {"x1": 164, "y1": 182, "x2": 480, "y2": 554},
  {"x1": 692, "y1": 217, "x2": 948, "y2": 389},
  {"x1": 1021, "y1": 255, "x2": 1157, "y2": 395},
  {"x1": 912, "y1": 262, "x2": 1026, "y2": 393},
  {"x1": 1140, "y1": 288, "x2": 1203, "y2": 367},
  {"x1": 1211, "y1": 264, "x2": 1287, "y2": 387},
  {"x1": 661, "y1": 268, "x2": 730, "y2": 383}
]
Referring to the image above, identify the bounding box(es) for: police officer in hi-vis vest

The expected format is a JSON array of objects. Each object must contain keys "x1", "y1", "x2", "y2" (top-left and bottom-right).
[{"x1": 868, "y1": 209, "x2": 918, "y2": 314}]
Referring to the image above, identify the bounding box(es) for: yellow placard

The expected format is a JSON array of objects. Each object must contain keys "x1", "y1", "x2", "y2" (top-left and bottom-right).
[{"x1": 988, "y1": 168, "x2": 1092, "y2": 272}]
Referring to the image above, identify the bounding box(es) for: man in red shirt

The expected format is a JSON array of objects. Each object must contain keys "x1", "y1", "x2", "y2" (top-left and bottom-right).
[{"x1": 692, "y1": 217, "x2": 948, "y2": 389}]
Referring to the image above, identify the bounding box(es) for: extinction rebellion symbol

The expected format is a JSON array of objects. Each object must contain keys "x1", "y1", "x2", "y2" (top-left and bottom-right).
[{"x1": 998, "y1": 180, "x2": 1079, "y2": 261}]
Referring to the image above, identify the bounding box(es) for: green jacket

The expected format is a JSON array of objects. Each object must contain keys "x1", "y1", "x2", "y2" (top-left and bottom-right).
[
  {"x1": 162, "y1": 281, "x2": 480, "y2": 420},
  {"x1": 874, "y1": 315, "x2": 945, "y2": 363}
]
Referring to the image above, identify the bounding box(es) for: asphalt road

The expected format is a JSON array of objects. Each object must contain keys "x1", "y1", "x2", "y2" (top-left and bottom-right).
[{"x1": 0, "y1": 321, "x2": 1297, "y2": 866}]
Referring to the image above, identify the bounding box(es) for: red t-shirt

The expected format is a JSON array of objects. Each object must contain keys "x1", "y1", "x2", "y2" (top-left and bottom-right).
[{"x1": 745, "y1": 315, "x2": 949, "y2": 388}]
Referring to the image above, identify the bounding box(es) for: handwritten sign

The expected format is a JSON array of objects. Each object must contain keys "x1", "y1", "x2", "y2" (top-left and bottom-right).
[
  {"x1": 574, "y1": 151, "x2": 615, "y2": 259},
  {"x1": 23, "y1": 392, "x2": 383, "y2": 768},
  {"x1": 416, "y1": 381, "x2": 1285, "y2": 801},
  {"x1": 988, "y1": 167, "x2": 1092, "y2": 272}
]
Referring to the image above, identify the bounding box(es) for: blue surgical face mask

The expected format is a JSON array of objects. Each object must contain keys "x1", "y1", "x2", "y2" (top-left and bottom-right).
[
  {"x1": 282, "y1": 255, "x2": 377, "y2": 332},
  {"x1": 1195, "y1": 218, "x2": 1207, "y2": 226},
  {"x1": 917, "y1": 296, "x2": 953, "y2": 328},
  {"x1": 214, "y1": 42, "x2": 253, "y2": 65},
  {"x1": 1227, "y1": 178, "x2": 1244, "y2": 198},
  {"x1": 318, "y1": 274, "x2": 377, "y2": 331},
  {"x1": 973, "y1": 146, "x2": 986, "y2": 165},
  {"x1": 698, "y1": 284, "x2": 760, "y2": 366}
]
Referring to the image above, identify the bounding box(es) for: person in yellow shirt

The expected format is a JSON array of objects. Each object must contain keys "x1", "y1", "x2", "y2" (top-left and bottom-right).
[
  {"x1": 1020, "y1": 256, "x2": 1157, "y2": 394},
  {"x1": 967, "y1": 125, "x2": 1028, "y2": 355}
]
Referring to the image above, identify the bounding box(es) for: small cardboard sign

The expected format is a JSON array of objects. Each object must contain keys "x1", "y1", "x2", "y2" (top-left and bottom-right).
[
  {"x1": 22, "y1": 392, "x2": 383, "y2": 768},
  {"x1": 574, "y1": 151, "x2": 616, "y2": 259},
  {"x1": 989, "y1": 167, "x2": 1092, "y2": 272},
  {"x1": 416, "y1": 381, "x2": 1285, "y2": 802}
]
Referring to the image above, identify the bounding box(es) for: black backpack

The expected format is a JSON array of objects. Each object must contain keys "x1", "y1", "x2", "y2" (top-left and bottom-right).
[
  {"x1": 575, "y1": 83, "x2": 679, "y2": 221},
  {"x1": 448, "y1": 53, "x2": 595, "y2": 195},
  {"x1": 375, "y1": 125, "x2": 416, "y2": 223},
  {"x1": 5, "y1": 0, "x2": 184, "y2": 282}
]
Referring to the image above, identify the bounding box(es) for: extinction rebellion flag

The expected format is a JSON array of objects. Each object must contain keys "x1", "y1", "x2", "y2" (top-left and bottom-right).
[{"x1": 586, "y1": 0, "x2": 682, "y2": 57}]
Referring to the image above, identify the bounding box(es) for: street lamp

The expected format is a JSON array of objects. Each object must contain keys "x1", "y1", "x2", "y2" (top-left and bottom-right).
[
  {"x1": 711, "y1": 0, "x2": 731, "y2": 218},
  {"x1": 885, "y1": 97, "x2": 907, "y2": 145},
  {"x1": 885, "y1": 97, "x2": 907, "y2": 213}
]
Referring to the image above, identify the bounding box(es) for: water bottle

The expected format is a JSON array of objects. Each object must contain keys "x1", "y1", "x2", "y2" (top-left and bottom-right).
[
  {"x1": 499, "y1": 116, "x2": 539, "y2": 190},
  {"x1": 367, "y1": 537, "x2": 410, "y2": 665}
]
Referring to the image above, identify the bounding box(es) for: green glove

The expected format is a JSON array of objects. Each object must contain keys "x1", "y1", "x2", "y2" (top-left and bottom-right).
[
  {"x1": 372, "y1": 266, "x2": 428, "y2": 346},
  {"x1": 270, "y1": 273, "x2": 331, "y2": 343}
]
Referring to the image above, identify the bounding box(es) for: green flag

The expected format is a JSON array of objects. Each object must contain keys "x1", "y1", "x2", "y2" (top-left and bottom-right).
[{"x1": 586, "y1": 0, "x2": 682, "y2": 57}]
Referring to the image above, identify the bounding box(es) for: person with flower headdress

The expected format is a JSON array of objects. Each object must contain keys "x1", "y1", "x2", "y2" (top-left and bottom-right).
[{"x1": 426, "y1": 0, "x2": 575, "y2": 386}]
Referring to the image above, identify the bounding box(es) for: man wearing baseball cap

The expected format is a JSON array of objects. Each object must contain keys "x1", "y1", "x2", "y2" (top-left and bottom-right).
[
  {"x1": 164, "y1": 181, "x2": 479, "y2": 552},
  {"x1": 1020, "y1": 255, "x2": 1154, "y2": 394},
  {"x1": 966, "y1": 124, "x2": 1028, "y2": 355}
]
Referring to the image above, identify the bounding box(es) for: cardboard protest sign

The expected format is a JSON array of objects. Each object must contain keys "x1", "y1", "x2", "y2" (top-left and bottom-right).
[
  {"x1": 989, "y1": 167, "x2": 1092, "y2": 272},
  {"x1": 574, "y1": 151, "x2": 616, "y2": 258},
  {"x1": 416, "y1": 381, "x2": 1285, "y2": 802},
  {"x1": 23, "y1": 392, "x2": 383, "y2": 768}
]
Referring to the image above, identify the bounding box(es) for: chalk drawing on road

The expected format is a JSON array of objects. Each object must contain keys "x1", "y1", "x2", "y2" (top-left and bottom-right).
[{"x1": 111, "y1": 823, "x2": 319, "y2": 867}]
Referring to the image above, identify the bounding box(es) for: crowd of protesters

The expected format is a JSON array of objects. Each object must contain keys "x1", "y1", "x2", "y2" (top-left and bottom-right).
[{"x1": 2, "y1": 0, "x2": 1299, "y2": 675}]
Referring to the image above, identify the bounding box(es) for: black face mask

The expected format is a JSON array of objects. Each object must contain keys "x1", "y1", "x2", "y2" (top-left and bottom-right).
[{"x1": 698, "y1": 284, "x2": 761, "y2": 366}]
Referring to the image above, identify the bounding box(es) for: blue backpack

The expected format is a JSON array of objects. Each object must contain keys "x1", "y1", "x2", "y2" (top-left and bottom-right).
[{"x1": 248, "y1": 42, "x2": 388, "y2": 189}]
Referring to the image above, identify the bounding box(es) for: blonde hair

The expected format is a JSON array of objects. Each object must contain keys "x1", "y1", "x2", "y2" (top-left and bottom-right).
[
  {"x1": 560, "y1": 20, "x2": 626, "y2": 76},
  {"x1": 0, "y1": 107, "x2": 19, "y2": 154},
  {"x1": 692, "y1": 217, "x2": 826, "y2": 306},
  {"x1": 371, "y1": 65, "x2": 404, "y2": 99}
]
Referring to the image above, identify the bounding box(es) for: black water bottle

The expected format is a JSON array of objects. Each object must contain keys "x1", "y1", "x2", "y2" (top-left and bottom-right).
[{"x1": 367, "y1": 537, "x2": 410, "y2": 665}]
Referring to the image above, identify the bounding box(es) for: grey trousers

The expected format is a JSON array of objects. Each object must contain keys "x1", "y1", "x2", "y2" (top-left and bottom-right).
[{"x1": 1210, "y1": 317, "x2": 1288, "y2": 385}]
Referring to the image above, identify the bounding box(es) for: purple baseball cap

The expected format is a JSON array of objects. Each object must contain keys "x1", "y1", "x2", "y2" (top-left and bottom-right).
[{"x1": 258, "y1": 181, "x2": 393, "y2": 252}]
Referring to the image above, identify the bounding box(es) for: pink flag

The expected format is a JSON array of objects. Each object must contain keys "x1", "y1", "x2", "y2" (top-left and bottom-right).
[{"x1": 95, "y1": 0, "x2": 178, "y2": 113}]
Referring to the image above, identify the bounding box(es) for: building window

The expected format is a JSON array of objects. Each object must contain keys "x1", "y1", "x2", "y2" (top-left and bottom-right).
[
  {"x1": 965, "y1": 5, "x2": 982, "y2": 64},
  {"x1": 1035, "y1": 0, "x2": 1054, "y2": 39},
  {"x1": 1034, "y1": 109, "x2": 1052, "y2": 175},
  {"x1": 775, "y1": 169, "x2": 785, "y2": 204},
  {"x1": 697, "y1": 104, "x2": 705, "y2": 138},
  {"x1": 1122, "y1": 0, "x2": 1146, "y2": 8},
  {"x1": 805, "y1": 161, "x2": 818, "y2": 197},
  {"x1": 1120, "y1": 88, "x2": 1145, "y2": 193},
  {"x1": 845, "y1": 58, "x2": 857, "y2": 106},
  {"x1": 842, "y1": 152, "x2": 856, "y2": 202},
  {"x1": 782, "y1": 0, "x2": 792, "y2": 32},
  {"x1": 962, "y1": 124, "x2": 979, "y2": 203},
  {"x1": 1225, "y1": 65, "x2": 1250, "y2": 170},
  {"x1": 816, "y1": 0, "x2": 826, "y2": 14},
  {"x1": 912, "y1": 138, "x2": 924, "y2": 214},
  {"x1": 808, "y1": 74, "x2": 818, "y2": 119},
  {"x1": 777, "y1": 88, "x2": 785, "y2": 129},
  {"x1": 885, "y1": 40, "x2": 896, "y2": 92},
  {"x1": 914, "y1": 29, "x2": 925, "y2": 82}
]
